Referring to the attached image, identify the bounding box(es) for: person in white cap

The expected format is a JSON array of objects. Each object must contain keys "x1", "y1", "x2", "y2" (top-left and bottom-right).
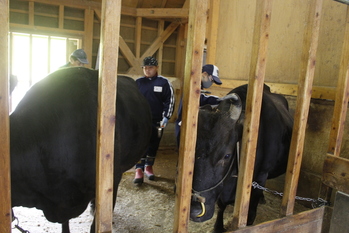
[
  {"x1": 61, "y1": 49, "x2": 89, "y2": 68},
  {"x1": 175, "y1": 64, "x2": 222, "y2": 147},
  {"x1": 133, "y1": 56, "x2": 175, "y2": 184}
]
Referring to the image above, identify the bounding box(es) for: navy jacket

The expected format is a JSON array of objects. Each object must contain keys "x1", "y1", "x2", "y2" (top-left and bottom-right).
[{"x1": 136, "y1": 75, "x2": 175, "y2": 123}]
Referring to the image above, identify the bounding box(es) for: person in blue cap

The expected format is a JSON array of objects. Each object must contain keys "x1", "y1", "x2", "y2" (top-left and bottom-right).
[
  {"x1": 133, "y1": 56, "x2": 175, "y2": 184},
  {"x1": 60, "y1": 49, "x2": 89, "y2": 68},
  {"x1": 175, "y1": 64, "x2": 222, "y2": 147}
]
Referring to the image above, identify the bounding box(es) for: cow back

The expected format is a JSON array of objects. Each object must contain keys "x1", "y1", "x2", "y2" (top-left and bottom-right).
[{"x1": 10, "y1": 67, "x2": 151, "y2": 223}]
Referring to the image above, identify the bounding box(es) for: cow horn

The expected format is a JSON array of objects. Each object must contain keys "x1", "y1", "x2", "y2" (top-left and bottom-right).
[
  {"x1": 227, "y1": 94, "x2": 242, "y2": 121},
  {"x1": 196, "y1": 202, "x2": 206, "y2": 218},
  {"x1": 218, "y1": 93, "x2": 239, "y2": 101}
]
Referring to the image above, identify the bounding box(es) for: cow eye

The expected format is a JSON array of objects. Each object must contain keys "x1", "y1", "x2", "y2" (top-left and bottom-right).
[{"x1": 224, "y1": 154, "x2": 231, "y2": 159}]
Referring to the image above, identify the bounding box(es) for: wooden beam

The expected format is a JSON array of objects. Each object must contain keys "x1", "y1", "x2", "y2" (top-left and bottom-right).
[
  {"x1": 94, "y1": 9, "x2": 101, "y2": 22},
  {"x1": 59, "y1": 5, "x2": 64, "y2": 29},
  {"x1": 95, "y1": 0, "x2": 121, "y2": 232},
  {"x1": 217, "y1": 79, "x2": 337, "y2": 100},
  {"x1": 323, "y1": 154, "x2": 349, "y2": 193},
  {"x1": 135, "y1": 17, "x2": 142, "y2": 58},
  {"x1": 84, "y1": 8, "x2": 94, "y2": 69},
  {"x1": 227, "y1": 207, "x2": 325, "y2": 233},
  {"x1": 119, "y1": 35, "x2": 138, "y2": 68},
  {"x1": 10, "y1": 24, "x2": 85, "y2": 37},
  {"x1": 140, "y1": 22, "x2": 179, "y2": 60},
  {"x1": 18, "y1": 0, "x2": 101, "y2": 9},
  {"x1": 136, "y1": 8, "x2": 189, "y2": 18},
  {"x1": 0, "y1": 0, "x2": 12, "y2": 232},
  {"x1": 281, "y1": 0, "x2": 323, "y2": 217},
  {"x1": 175, "y1": 24, "x2": 186, "y2": 79},
  {"x1": 231, "y1": 0, "x2": 273, "y2": 229},
  {"x1": 327, "y1": 6, "x2": 349, "y2": 157},
  {"x1": 121, "y1": 6, "x2": 137, "y2": 16},
  {"x1": 173, "y1": 0, "x2": 208, "y2": 232},
  {"x1": 157, "y1": 20, "x2": 165, "y2": 74},
  {"x1": 161, "y1": 0, "x2": 167, "y2": 8},
  {"x1": 29, "y1": 1, "x2": 34, "y2": 26},
  {"x1": 206, "y1": 0, "x2": 220, "y2": 64}
]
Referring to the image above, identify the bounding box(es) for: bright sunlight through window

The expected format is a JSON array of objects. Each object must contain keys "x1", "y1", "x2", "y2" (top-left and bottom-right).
[{"x1": 10, "y1": 32, "x2": 80, "y2": 111}]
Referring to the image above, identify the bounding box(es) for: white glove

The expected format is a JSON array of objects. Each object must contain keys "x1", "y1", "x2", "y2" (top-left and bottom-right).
[
  {"x1": 178, "y1": 121, "x2": 182, "y2": 126},
  {"x1": 160, "y1": 117, "x2": 169, "y2": 128}
]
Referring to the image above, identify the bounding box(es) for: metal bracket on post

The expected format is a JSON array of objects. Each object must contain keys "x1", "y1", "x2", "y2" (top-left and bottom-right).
[{"x1": 334, "y1": 0, "x2": 349, "y2": 5}]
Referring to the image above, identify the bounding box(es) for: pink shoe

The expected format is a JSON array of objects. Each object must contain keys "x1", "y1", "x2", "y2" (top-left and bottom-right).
[
  {"x1": 144, "y1": 165, "x2": 155, "y2": 180},
  {"x1": 133, "y1": 168, "x2": 144, "y2": 184}
]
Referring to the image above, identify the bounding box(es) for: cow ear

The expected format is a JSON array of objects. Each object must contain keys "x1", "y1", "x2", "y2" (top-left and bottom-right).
[{"x1": 218, "y1": 93, "x2": 242, "y2": 121}]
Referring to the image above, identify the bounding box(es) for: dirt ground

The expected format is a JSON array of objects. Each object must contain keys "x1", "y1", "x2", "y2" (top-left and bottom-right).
[{"x1": 12, "y1": 148, "x2": 310, "y2": 233}]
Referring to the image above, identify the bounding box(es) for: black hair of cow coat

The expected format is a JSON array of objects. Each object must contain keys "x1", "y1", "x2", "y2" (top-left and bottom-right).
[{"x1": 10, "y1": 67, "x2": 152, "y2": 232}]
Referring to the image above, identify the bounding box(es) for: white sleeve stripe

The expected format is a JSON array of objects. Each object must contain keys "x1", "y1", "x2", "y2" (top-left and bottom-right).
[{"x1": 166, "y1": 79, "x2": 175, "y2": 118}]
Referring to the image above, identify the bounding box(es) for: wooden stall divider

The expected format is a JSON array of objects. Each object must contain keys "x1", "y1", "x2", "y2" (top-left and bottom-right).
[
  {"x1": 205, "y1": 0, "x2": 221, "y2": 64},
  {"x1": 230, "y1": 0, "x2": 273, "y2": 229},
  {"x1": 281, "y1": 0, "x2": 324, "y2": 217},
  {"x1": 173, "y1": 0, "x2": 208, "y2": 232},
  {"x1": 95, "y1": 0, "x2": 121, "y2": 232},
  {"x1": 0, "y1": 0, "x2": 11, "y2": 232},
  {"x1": 320, "y1": 4, "x2": 349, "y2": 202}
]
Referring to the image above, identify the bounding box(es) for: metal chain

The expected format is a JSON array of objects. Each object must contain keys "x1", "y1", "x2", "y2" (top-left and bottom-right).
[
  {"x1": 12, "y1": 216, "x2": 30, "y2": 233},
  {"x1": 252, "y1": 181, "x2": 329, "y2": 208}
]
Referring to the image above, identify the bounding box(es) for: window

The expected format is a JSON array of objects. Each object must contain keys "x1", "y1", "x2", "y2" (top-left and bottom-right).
[{"x1": 10, "y1": 32, "x2": 80, "y2": 111}]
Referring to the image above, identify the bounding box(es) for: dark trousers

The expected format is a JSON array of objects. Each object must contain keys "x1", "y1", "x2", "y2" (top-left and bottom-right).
[{"x1": 135, "y1": 122, "x2": 162, "y2": 169}]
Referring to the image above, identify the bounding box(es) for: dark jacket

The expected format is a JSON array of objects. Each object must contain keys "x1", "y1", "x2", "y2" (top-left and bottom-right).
[
  {"x1": 136, "y1": 75, "x2": 175, "y2": 122},
  {"x1": 176, "y1": 92, "x2": 220, "y2": 124}
]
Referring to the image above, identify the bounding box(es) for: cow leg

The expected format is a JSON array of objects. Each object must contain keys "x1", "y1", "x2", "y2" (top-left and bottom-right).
[
  {"x1": 214, "y1": 199, "x2": 227, "y2": 233},
  {"x1": 62, "y1": 220, "x2": 70, "y2": 233},
  {"x1": 247, "y1": 180, "x2": 266, "y2": 225},
  {"x1": 89, "y1": 174, "x2": 123, "y2": 233}
]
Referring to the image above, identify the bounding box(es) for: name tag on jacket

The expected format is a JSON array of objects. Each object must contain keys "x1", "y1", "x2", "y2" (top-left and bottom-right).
[{"x1": 154, "y1": 86, "x2": 163, "y2": 92}]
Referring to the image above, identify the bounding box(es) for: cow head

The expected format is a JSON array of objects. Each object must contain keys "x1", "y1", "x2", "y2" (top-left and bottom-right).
[{"x1": 190, "y1": 93, "x2": 243, "y2": 222}]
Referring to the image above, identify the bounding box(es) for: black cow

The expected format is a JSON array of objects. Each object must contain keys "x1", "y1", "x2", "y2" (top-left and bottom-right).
[
  {"x1": 189, "y1": 84, "x2": 293, "y2": 233},
  {"x1": 10, "y1": 67, "x2": 152, "y2": 233}
]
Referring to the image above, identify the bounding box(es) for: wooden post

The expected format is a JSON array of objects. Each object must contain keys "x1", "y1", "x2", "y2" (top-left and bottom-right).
[
  {"x1": 84, "y1": 8, "x2": 94, "y2": 69},
  {"x1": 231, "y1": 0, "x2": 273, "y2": 229},
  {"x1": 173, "y1": 0, "x2": 208, "y2": 232},
  {"x1": 281, "y1": 0, "x2": 323, "y2": 217},
  {"x1": 95, "y1": 0, "x2": 121, "y2": 232},
  {"x1": 205, "y1": 0, "x2": 220, "y2": 64},
  {"x1": 327, "y1": 4, "x2": 349, "y2": 157},
  {"x1": 319, "y1": 4, "x2": 349, "y2": 202},
  {"x1": 0, "y1": 0, "x2": 12, "y2": 232}
]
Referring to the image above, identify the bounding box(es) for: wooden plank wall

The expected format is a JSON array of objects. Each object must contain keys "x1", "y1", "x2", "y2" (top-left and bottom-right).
[{"x1": 213, "y1": 0, "x2": 348, "y2": 92}]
